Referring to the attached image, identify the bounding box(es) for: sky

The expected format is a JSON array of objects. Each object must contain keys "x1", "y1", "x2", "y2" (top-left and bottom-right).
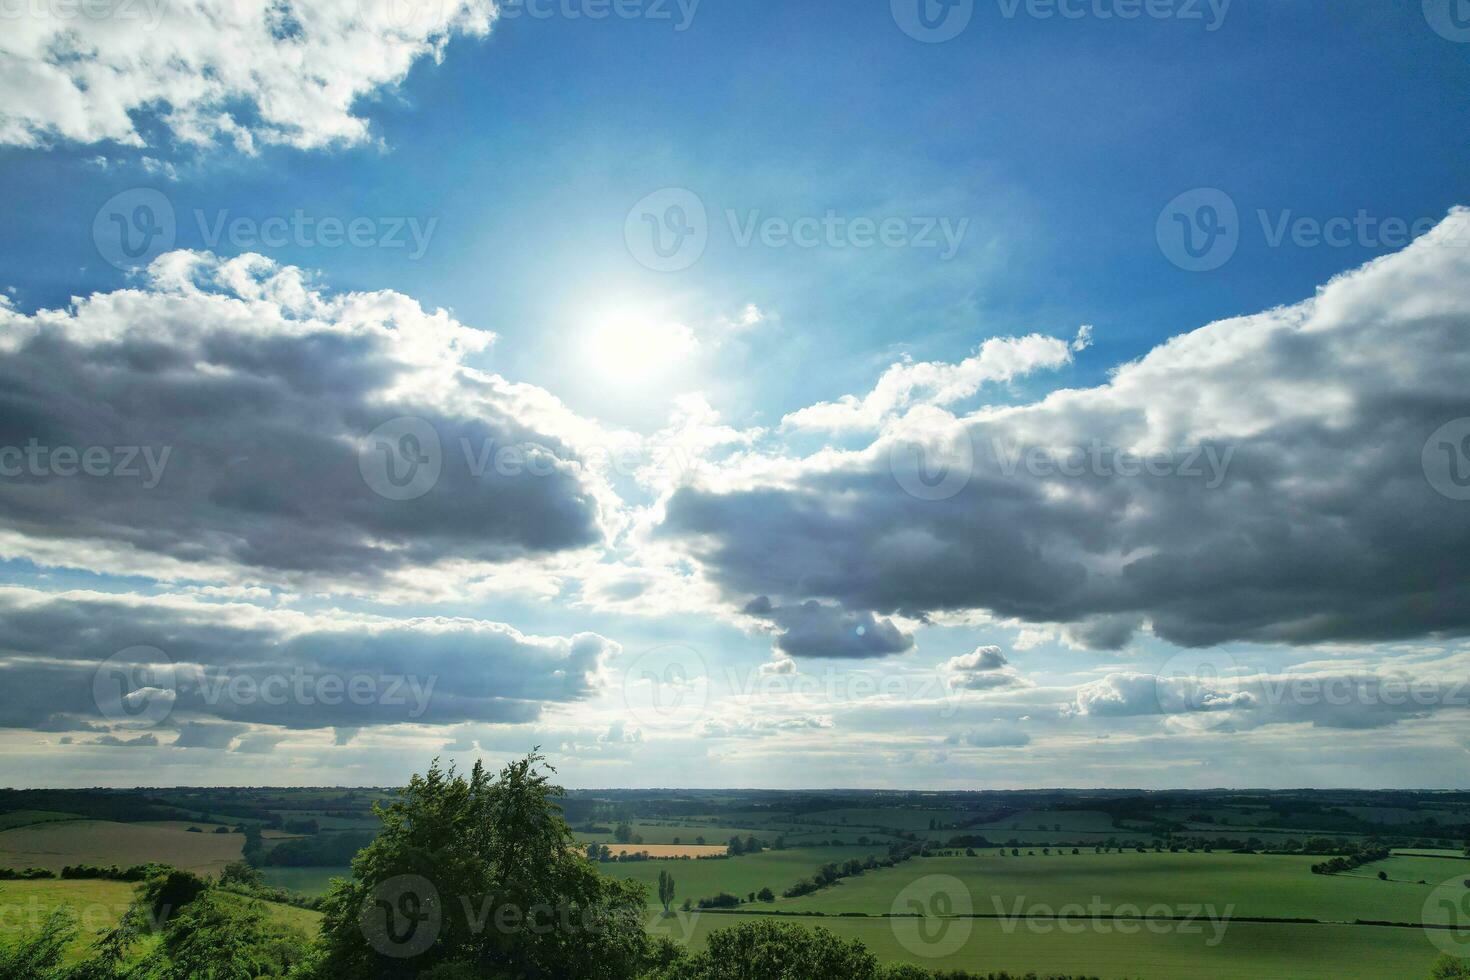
[{"x1": 1, "y1": 0, "x2": 1469, "y2": 790}]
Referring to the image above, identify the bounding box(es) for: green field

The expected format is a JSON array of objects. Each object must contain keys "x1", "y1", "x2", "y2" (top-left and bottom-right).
[
  {"x1": 604, "y1": 846, "x2": 890, "y2": 908},
  {"x1": 0, "y1": 811, "x2": 81, "y2": 832},
  {"x1": 1347, "y1": 854, "x2": 1470, "y2": 887},
  {"x1": 776, "y1": 852, "x2": 1456, "y2": 925},
  {"x1": 575, "y1": 820, "x2": 865, "y2": 847},
  {"x1": 259, "y1": 866, "x2": 350, "y2": 896},
  {"x1": 665, "y1": 912, "x2": 1446, "y2": 980},
  {"x1": 0, "y1": 879, "x2": 320, "y2": 964},
  {"x1": 0, "y1": 819, "x2": 244, "y2": 876}
]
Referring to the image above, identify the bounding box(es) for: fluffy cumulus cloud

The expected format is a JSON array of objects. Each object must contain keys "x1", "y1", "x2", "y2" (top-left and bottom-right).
[
  {"x1": 782, "y1": 329, "x2": 1087, "y2": 432},
  {"x1": 742, "y1": 596, "x2": 914, "y2": 659},
  {"x1": 0, "y1": 586, "x2": 615, "y2": 736},
  {"x1": 0, "y1": 250, "x2": 611, "y2": 595},
  {"x1": 659, "y1": 211, "x2": 1470, "y2": 650},
  {"x1": 943, "y1": 645, "x2": 1026, "y2": 690},
  {"x1": 0, "y1": 0, "x2": 495, "y2": 150}
]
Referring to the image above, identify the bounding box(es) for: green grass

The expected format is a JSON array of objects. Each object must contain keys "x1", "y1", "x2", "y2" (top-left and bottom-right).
[
  {"x1": 0, "y1": 879, "x2": 320, "y2": 964},
  {"x1": 605, "y1": 846, "x2": 894, "y2": 909},
  {"x1": 259, "y1": 866, "x2": 350, "y2": 897},
  {"x1": 1348, "y1": 855, "x2": 1470, "y2": 887},
  {"x1": 660, "y1": 912, "x2": 1445, "y2": 979},
  {"x1": 776, "y1": 852, "x2": 1457, "y2": 925},
  {"x1": 0, "y1": 811, "x2": 81, "y2": 831}
]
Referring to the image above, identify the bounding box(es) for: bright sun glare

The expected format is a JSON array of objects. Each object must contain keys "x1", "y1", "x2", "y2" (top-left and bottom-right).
[{"x1": 584, "y1": 313, "x2": 696, "y2": 382}]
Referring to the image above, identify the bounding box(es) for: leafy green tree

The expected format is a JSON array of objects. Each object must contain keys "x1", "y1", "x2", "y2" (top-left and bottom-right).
[
  {"x1": 144, "y1": 891, "x2": 308, "y2": 980},
  {"x1": 657, "y1": 869, "x2": 676, "y2": 915},
  {"x1": 0, "y1": 908, "x2": 73, "y2": 980},
  {"x1": 645, "y1": 920, "x2": 881, "y2": 980},
  {"x1": 312, "y1": 752, "x2": 649, "y2": 980},
  {"x1": 218, "y1": 860, "x2": 265, "y2": 890},
  {"x1": 138, "y1": 869, "x2": 209, "y2": 931},
  {"x1": 1430, "y1": 955, "x2": 1470, "y2": 979}
]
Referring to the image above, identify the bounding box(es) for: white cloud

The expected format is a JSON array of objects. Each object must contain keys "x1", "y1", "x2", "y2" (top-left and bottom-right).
[
  {"x1": 0, "y1": 0, "x2": 495, "y2": 151},
  {"x1": 781, "y1": 328, "x2": 1085, "y2": 432}
]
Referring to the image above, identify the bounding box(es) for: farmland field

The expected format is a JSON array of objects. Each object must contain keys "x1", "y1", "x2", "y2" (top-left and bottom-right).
[
  {"x1": 667, "y1": 912, "x2": 1446, "y2": 980},
  {"x1": 2, "y1": 786, "x2": 1467, "y2": 978},
  {"x1": 259, "y1": 866, "x2": 350, "y2": 896},
  {"x1": 605, "y1": 846, "x2": 892, "y2": 908},
  {"x1": 0, "y1": 811, "x2": 80, "y2": 832},
  {"x1": 777, "y1": 852, "x2": 1454, "y2": 925},
  {"x1": 602, "y1": 843, "x2": 727, "y2": 858},
  {"x1": 0, "y1": 820, "x2": 244, "y2": 875}
]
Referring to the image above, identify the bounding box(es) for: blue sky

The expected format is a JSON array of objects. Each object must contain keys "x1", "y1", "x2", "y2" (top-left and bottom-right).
[{"x1": 1, "y1": 0, "x2": 1469, "y2": 788}]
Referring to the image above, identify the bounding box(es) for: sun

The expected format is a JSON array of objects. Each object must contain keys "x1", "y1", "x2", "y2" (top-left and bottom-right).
[{"x1": 584, "y1": 312, "x2": 697, "y2": 382}]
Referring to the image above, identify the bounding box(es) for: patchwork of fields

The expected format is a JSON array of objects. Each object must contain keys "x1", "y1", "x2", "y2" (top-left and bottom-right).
[{"x1": 1, "y1": 788, "x2": 1466, "y2": 978}]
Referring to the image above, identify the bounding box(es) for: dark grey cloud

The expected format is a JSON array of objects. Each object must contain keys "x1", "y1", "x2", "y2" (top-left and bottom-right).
[
  {"x1": 0, "y1": 587, "x2": 615, "y2": 735},
  {"x1": 659, "y1": 211, "x2": 1470, "y2": 649},
  {"x1": 744, "y1": 596, "x2": 913, "y2": 659},
  {"x1": 943, "y1": 726, "x2": 1030, "y2": 748},
  {"x1": 0, "y1": 252, "x2": 603, "y2": 592},
  {"x1": 90, "y1": 733, "x2": 159, "y2": 747},
  {"x1": 173, "y1": 721, "x2": 248, "y2": 749}
]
